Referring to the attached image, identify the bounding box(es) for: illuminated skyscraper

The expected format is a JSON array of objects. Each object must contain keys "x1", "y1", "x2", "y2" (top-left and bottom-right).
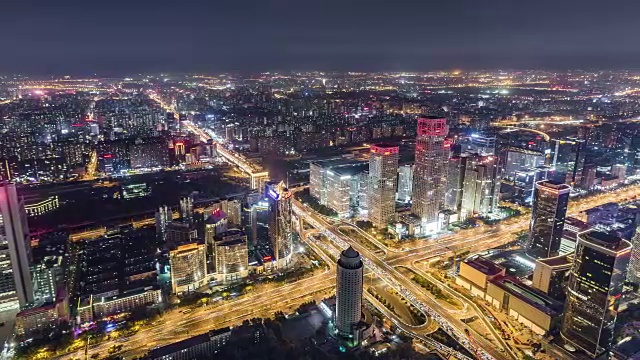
[
  {"x1": 169, "y1": 242, "x2": 207, "y2": 294},
  {"x1": 179, "y1": 195, "x2": 194, "y2": 222},
  {"x1": 213, "y1": 229, "x2": 249, "y2": 284},
  {"x1": 335, "y1": 246, "x2": 363, "y2": 340},
  {"x1": 561, "y1": 231, "x2": 631, "y2": 358},
  {"x1": 265, "y1": 181, "x2": 293, "y2": 268},
  {"x1": 396, "y1": 164, "x2": 413, "y2": 203},
  {"x1": 0, "y1": 183, "x2": 34, "y2": 310},
  {"x1": 628, "y1": 226, "x2": 640, "y2": 284},
  {"x1": 411, "y1": 116, "x2": 450, "y2": 231},
  {"x1": 368, "y1": 144, "x2": 399, "y2": 227},
  {"x1": 527, "y1": 180, "x2": 570, "y2": 259}
]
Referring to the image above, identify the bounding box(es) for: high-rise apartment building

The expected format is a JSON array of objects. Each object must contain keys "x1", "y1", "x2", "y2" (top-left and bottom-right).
[
  {"x1": 0, "y1": 183, "x2": 34, "y2": 310},
  {"x1": 411, "y1": 116, "x2": 450, "y2": 232},
  {"x1": 561, "y1": 231, "x2": 631, "y2": 358},
  {"x1": 265, "y1": 181, "x2": 293, "y2": 268},
  {"x1": 368, "y1": 144, "x2": 399, "y2": 227},
  {"x1": 527, "y1": 180, "x2": 570, "y2": 259},
  {"x1": 335, "y1": 246, "x2": 363, "y2": 340},
  {"x1": 155, "y1": 205, "x2": 172, "y2": 240}
]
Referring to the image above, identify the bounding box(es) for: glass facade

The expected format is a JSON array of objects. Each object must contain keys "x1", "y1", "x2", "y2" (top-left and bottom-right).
[
  {"x1": 368, "y1": 144, "x2": 399, "y2": 227},
  {"x1": 561, "y1": 231, "x2": 631, "y2": 357},
  {"x1": 527, "y1": 180, "x2": 570, "y2": 259}
]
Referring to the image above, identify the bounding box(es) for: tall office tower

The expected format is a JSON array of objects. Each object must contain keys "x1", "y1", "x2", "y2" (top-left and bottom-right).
[
  {"x1": 527, "y1": 180, "x2": 570, "y2": 259},
  {"x1": 213, "y1": 229, "x2": 249, "y2": 284},
  {"x1": 411, "y1": 116, "x2": 450, "y2": 231},
  {"x1": 460, "y1": 154, "x2": 500, "y2": 220},
  {"x1": 396, "y1": 164, "x2": 413, "y2": 203},
  {"x1": 551, "y1": 138, "x2": 586, "y2": 185},
  {"x1": 335, "y1": 246, "x2": 363, "y2": 339},
  {"x1": 445, "y1": 156, "x2": 466, "y2": 214},
  {"x1": 169, "y1": 243, "x2": 207, "y2": 294},
  {"x1": 628, "y1": 226, "x2": 640, "y2": 284},
  {"x1": 368, "y1": 144, "x2": 399, "y2": 227},
  {"x1": 155, "y1": 205, "x2": 172, "y2": 240},
  {"x1": 0, "y1": 183, "x2": 34, "y2": 310},
  {"x1": 561, "y1": 231, "x2": 631, "y2": 358},
  {"x1": 179, "y1": 195, "x2": 193, "y2": 222},
  {"x1": 265, "y1": 181, "x2": 293, "y2": 268}
]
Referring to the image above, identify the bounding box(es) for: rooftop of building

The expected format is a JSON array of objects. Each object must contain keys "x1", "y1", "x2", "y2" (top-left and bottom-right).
[
  {"x1": 150, "y1": 327, "x2": 231, "y2": 358},
  {"x1": 536, "y1": 253, "x2": 573, "y2": 268},
  {"x1": 564, "y1": 217, "x2": 589, "y2": 229},
  {"x1": 310, "y1": 158, "x2": 367, "y2": 169},
  {"x1": 205, "y1": 208, "x2": 227, "y2": 224},
  {"x1": 419, "y1": 115, "x2": 446, "y2": 120},
  {"x1": 585, "y1": 202, "x2": 619, "y2": 213},
  {"x1": 580, "y1": 230, "x2": 629, "y2": 251},
  {"x1": 214, "y1": 229, "x2": 247, "y2": 246},
  {"x1": 489, "y1": 276, "x2": 563, "y2": 317},
  {"x1": 537, "y1": 180, "x2": 571, "y2": 191},
  {"x1": 611, "y1": 336, "x2": 640, "y2": 359},
  {"x1": 463, "y1": 257, "x2": 505, "y2": 277},
  {"x1": 370, "y1": 142, "x2": 398, "y2": 149},
  {"x1": 330, "y1": 164, "x2": 368, "y2": 177}
]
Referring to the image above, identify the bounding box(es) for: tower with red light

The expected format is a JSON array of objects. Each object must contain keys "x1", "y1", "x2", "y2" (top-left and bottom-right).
[{"x1": 411, "y1": 116, "x2": 451, "y2": 232}]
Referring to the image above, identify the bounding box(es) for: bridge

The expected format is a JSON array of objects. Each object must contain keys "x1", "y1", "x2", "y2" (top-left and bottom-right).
[{"x1": 181, "y1": 120, "x2": 269, "y2": 190}]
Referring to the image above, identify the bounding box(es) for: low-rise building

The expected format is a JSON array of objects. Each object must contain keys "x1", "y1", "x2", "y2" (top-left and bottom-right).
[
  {"x1": 532, "y1": 254, "x2": 572, "y2": 301},
  {"x1": 15, "y1": 296, "x2": 69, "y2": 337},
  {"x1": 455, "y1": 257, "x2": 506, "y2": 297},
  {"x1": 93, "y1": 286, "x2": 162, "y2": 318},
  {"x1": 486, "y1": 276, "x2": 563, "y2": 335},
  {"x1": 149, "y1": 327, "x2": 231, "y2": 360}
]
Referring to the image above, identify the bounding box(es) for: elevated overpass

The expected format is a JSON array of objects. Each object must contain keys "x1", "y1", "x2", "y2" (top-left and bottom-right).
[{"x1": 181, "y1": 120, "x2": 269, "y2": 190}]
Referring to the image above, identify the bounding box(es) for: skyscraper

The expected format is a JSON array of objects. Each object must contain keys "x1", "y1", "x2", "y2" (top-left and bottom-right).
[
  {"x1": 213, "y1": 229, "x2": 249, "y2": 284},
  {"x1": 335, "y1": 246, "x2": 363, "y2": 340},
  {"x1": 396, "y1": 164, "x2": 413, "y2": 203},
  {"x1": 265, "y1": 181, "x2": 293, "y2": 268},
  {"x1": 628, "y1": 226, "x2": 640, "y2": 284},
  {"x1": 460, "y1": 153, "x2": 500, "y2": 220},
  {"x1": 411, "y1": 116, "x2": 450, "y2": 232},
  {"x1": 527, "y1": 180, "x2": 570, "y2": 259},
  {"x1": 561, "y1": 231, "x2": 631, "y2": 358},
  {"x1": 0, "y1": 183, "x2": 34, "y2": 309},
  {"x1": 179, "y1": 195, "x2": 194, "y2": 222},
  {"x1": 368, "y1": 144, "x2": 399, "y2": 227}
]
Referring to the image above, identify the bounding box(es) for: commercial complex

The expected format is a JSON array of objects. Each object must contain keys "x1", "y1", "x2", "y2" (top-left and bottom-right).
[
  {"x1": 169, "y1": 243, "x2": 208, "y2": 294},
  {"x1": 561, "y1": 230, "x2": 631, "y2": 358},
  {"x1": 368, "y1": 144, "x2": 399, "y2": 227},
  {"x1": 213, "y1": 229, "x2": 249, "y2": 284},
  {"x1": 527, "y1": 180, "x2": 571, "y2": 259},
  {"x1": 412, "y1": 116, "x2": 450, "y2": 232}
]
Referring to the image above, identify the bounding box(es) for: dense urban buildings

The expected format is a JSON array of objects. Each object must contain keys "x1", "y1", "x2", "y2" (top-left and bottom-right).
[{"x1": 4, "y1": 70, "x2": 640, "y2": 360}]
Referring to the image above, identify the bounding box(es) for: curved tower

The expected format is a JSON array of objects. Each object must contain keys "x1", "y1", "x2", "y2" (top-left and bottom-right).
[{"x1": 335, "y1": 246, "x2": 363, "y2": 338}]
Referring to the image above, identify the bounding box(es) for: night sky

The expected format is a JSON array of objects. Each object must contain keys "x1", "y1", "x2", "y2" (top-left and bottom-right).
[{"x1": 1, "y1": 0, "x2": 639, "y2": 75}]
